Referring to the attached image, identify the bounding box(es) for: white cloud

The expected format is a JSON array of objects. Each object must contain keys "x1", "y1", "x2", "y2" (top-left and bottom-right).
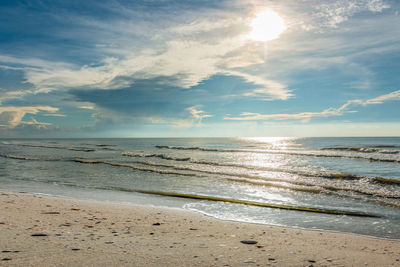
[
  {"x1": 0, "y1": 5, "x2": 294, "y2": 101},
  {"x1": 0, "y1": 106, "x2": 58, "y2": 129},
  {"x1": 0, "y1": 0, "x2": 395, "y2": 113},
  {"x1": 187, "y1": 105, "x2": 213, "y2": 124},
  {"x1": 226, "y1": 70, "x2": 293, "y2": 100},
  {"x1": 363, "y1": 90, "x2": 400, "y2": 104},
  {"x1": 79, "y1": 105, "x2": 95, "y2": 110},
  {"x1": 309, "y1": 0, "x2": 390, "y2": 29},
  {"x1": 225, "y1": 89, "x2": 400, "y2": 122},
  {"x1": 19, "y1": 118, "x2": 51, "y2": 129}
]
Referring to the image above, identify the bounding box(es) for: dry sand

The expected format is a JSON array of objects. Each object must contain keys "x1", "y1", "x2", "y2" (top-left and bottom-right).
[{"x1": 1, "y1": 191, "x2": 399, "y2": 266}]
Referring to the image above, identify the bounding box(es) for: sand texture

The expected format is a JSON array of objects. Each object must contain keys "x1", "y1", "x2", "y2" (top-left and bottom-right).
[{"x1": 1, "y1": 191, "x2": 399, "y2": 266}]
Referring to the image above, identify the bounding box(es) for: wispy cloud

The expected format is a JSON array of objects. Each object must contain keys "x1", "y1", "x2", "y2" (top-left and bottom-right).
[
  {"x1": 226, "y1": 71, "x2": 293, "y2": 100},
  {"x1": 19, "y1": 118, "x2": 52, "y2": 129},
  {"x1": 302, "y1": 0, "x2": 390, "y2": 30},
  {"x1": 187, "y1": 105, "x2": 213, "y2": 125},
  {"x1": 225, "y1": 89, "x2": 400, "y2": 122},
  {"x1": 79, "y1": 105, "x2": 95, "y2": 110},
  {"x1": 0, "y1": 106, "x2": 58, "y2": 129},
  {"x1": 0, "y1": 3, "x2": 293, "y2": 101}
]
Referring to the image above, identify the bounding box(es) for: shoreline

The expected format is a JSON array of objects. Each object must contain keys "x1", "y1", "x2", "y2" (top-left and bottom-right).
[
  {"x1": 6, "y1": 189, "x2": 398, "y2": 242},
  {"x1": 1, "y1": 190, "x2": 399, "y2": 266}
]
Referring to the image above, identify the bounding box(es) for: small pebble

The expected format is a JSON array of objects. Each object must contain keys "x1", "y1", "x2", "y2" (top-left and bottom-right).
[
  {"x1": 31, "y1": 233, "x2": 48, "y2": 237},
  {"x1": 241, "y1": 240, "x2": 258, "y2": 245}
]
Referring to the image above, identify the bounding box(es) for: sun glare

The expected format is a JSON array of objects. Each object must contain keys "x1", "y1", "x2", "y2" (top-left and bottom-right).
[{"x1": 249, "y1": 10, "x2": 286, "y2": 42}]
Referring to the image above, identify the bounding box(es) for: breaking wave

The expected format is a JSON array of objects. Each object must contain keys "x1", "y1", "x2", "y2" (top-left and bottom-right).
[
  {"x1": 156, "y1": 145, "x2": 400, "y2": 163},
  {"x1": 72, "y1": 157, "x2": 400, "y2": 200},
  {"x1": 322, "y1": 147, "x2": 400, "y2": 154},
  {"x1": 122, "y1": 151, "x2": 191, "y2": 161}
]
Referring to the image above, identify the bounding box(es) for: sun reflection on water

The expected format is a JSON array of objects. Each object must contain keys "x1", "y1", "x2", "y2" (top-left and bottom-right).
[{"x1": 239, "y1": 137, "x2": 298, "y2": 149}]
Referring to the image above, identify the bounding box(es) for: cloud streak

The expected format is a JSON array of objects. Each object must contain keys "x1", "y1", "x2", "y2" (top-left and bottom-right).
[
  {"x1": 0, "y1": 2, "x2": 293, "y2": 101},
  {"x1": 224, "y1": 89, "x2": 400, "y2": 122},
  {"x1": 0, "y1": 106, "x2": 59, "y2": 129}
]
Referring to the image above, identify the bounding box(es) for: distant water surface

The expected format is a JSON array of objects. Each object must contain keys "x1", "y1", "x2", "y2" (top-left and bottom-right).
[{"x1": 1, "y1": 137, "x2": 399, "y2": 239}]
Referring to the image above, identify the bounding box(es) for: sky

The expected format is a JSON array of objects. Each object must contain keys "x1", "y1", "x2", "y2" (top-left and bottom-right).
[{"x1": 0, "y1": 0, "x2": 399, "y2": 137}]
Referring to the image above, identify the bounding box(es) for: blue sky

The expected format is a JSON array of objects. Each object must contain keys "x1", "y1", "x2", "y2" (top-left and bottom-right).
[{"x1": 0, "y1": 0, "x2": 399, "y2": 137}]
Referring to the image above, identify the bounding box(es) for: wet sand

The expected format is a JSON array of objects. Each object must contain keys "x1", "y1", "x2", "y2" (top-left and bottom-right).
[{"x1": 1, "y1": 191, "x2": 399, "y2": 266}]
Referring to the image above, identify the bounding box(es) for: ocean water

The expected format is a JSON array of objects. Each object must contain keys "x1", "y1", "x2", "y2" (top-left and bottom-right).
[{"x1": 1, "y1": 137, "x2": 399, "y2": 239}]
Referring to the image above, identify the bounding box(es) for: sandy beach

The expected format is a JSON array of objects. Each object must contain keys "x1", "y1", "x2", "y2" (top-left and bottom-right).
[{"x1": 1, "y1": 191, "x2": 399, "y2": 266}]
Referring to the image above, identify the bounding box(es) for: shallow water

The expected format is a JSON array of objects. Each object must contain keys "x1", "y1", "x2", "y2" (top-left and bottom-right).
[{"x1": 1, "y1": 137, "x2": 399, "y2": 239}]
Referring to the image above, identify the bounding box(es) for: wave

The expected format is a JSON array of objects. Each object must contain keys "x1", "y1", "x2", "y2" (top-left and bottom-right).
[
  {"x1": 73, "y1": 158, "x2": 203, "y2": 177},
  {"x1": 322, "y1": 147, "x2": 399, "y2": 155},
  {"x1": 371, "y1": 145, "x2": 400, "y2": 149},
  {"x1": 124, "y1": 150, "x2": 400, "y2": 186},
  {"x1": 2, "y1": 142, "x2": 95, "y2": 152},
  {"x1": 122, "y1": 151, "x2": 191, "y2": 161},
  {"x1": 156, "y1": 145, "x2": 238, "y2": 152},
  {"x1": 109, "y1": 188, "x2": 382, "y2": 218},
  {"x1": 0, "y1": 154, "x2": 41, "y2": 161},
  {"x1": 3, "y1": 150, "x2": 398, "y2": 198},
  {"x1": 121, "y1": 160, "x2": 400, "y2": 199},
  {"x1": 156, "y1": 145, "x2": 400, "y2": 163},
  {"x1": 96, "y1": 144, "x2": 117, "y2": 147}
]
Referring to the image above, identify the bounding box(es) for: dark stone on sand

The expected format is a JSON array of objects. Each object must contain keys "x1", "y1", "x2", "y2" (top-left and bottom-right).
[
  {"x1": 149, "y1": 232, "x2": 154, "y2": 235},
  {"x1": 2, "y1": 250, "x2": 19, "y2": 254},
  {"x1": 153, "y1": 222, "x2": 161, "y2": 226},
  {"x1": 268, "y1": 258, "x2": 276, "y2": 261},
  {"x1": 105, "y1": 241, "x2": 114, "y2": 244},
  {"x1": 240, "y1": 240, "x2": 258, "y2": 245},
  {"x1": 308, "y1": 260, "x2": 316, "y2": 263},
  {"x1": 31, "y1": 233, "x2": 48, "y2": 237},
  {"x1": 71, "y1": 248, "x2": 80, "y2": 251},
  {"x1": 2, "y1": 258, "x2": 12, "y2": 261},
  {"x1": 42, "y1": 211, "x2": 60, "y2": 214},
  {"x1": 0, "y1": 222, "x2": 5, "y2": 224},
  {"x1": 189, "y1": 228, "x2": 198, "y2": 230}
]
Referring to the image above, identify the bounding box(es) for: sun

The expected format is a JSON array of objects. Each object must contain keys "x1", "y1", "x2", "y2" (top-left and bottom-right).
[{"x1": 248, "y1": 9, "x2": 286, "y2": 42}]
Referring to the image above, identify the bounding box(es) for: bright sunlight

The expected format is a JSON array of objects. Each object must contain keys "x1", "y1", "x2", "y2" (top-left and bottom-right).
[{"x1": 248, "y1": 9, "x2": 286, "y2": 42}]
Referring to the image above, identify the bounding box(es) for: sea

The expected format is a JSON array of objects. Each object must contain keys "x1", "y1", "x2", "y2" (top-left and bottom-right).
[{"x1": 1, "y1": 137, "x2": 399, "y2": 240}]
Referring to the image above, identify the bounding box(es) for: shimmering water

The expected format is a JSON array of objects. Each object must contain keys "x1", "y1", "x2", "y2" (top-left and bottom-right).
[{"x1": 1, "y1": 137, "x2": 399, "y2": 239}]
